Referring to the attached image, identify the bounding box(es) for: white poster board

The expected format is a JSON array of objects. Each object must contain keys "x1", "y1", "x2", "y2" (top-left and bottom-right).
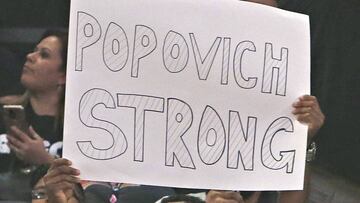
[{"x1": 63, "y1": 0, "x2": 310, "y2": 190}]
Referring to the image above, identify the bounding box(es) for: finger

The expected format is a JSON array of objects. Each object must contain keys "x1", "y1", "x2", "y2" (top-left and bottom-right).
[
  {"x1": 49, "y1": 158, "x2": 73, "y2": 170},
  {"x1": 207, "y1": 190, "x2": 224, "y2": 197},
  {"x1": 28, "y1": 126, "x2": 42, "y2": 140},
  {"x1": 56, "y1": 165, "x2": 80, "y2": 176},
  {"x1": 219, "y1": 191, "x2": 243, "y2": 201},
  {"x1": 48, "y1": 165, "x2": 80, "y2": 178},
  {"x1": 230, "y1": 192, "x2": 243, "y2": 202},
  {"x1": 295, "y1": 109, "x2": 323, "y2": 125},
  {"x1": 293, "y1": 102, "x2": 322, "y2": 120},
  {"x1": 295, "y1": 113, "x2": 312, "y2": 124},
  {"x1": 292, "y1": 107, "x2": 311, "y2": 115},
  {"x1": 9, "y1": 126, "x2": 31, "y2": 142},
  {"x1": 7, "y1": 142, "x2": 20, "y2": 153},
  {"x1": 293, "y1": 103, "x2": 323, "y2": 121},
  {"x1": 44, "y1": 173, "x2": 81, "y2": 185},
  {"x1": 292, "y1": 99, "x2": 317, "y2": 108},
  {"x1": 44, "y1": 175, "x2": 80, "y2": 193},
  {"x1": 207, "y1": 190, "x2": 222, "y2": 202},
  {"x1": 207, "y1": 191, "x2": 243, "y2": 202},
  {"x1": 43, "y1": 170, "x2": 80, "y2": 191},
  {"x1": 7, "y1": 142, "x2": 25, "y2": 160},
  {"x1": 295, "y1": 109, "x2": 324, "y2": 138},
  {"x1": 6, "y1": 134, "x2": 26, "y2": 149},
  {"x1": 293, "y1": 94, "x2": 318, "y2": 104},
  {"x1": 297, "y1": 95, "x2": 318, "y2": 104},
  {"x1": 45, "y1": 180, "x2": 77, "y2": 193},
  {"x1": 298, "y1": 95, "x2": 316, "y2": 101}
]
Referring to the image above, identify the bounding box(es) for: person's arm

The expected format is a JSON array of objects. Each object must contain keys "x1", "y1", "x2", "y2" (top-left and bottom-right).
[
  {"x1": 278, "y1": 95, "x2": 325, "y2": 203},
  {"x1": 42, "y1": 158, "x2": 81, "y2": 203}
]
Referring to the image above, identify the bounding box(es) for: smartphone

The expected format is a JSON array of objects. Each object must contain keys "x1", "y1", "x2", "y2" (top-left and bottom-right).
[{"x1": 2, "y1": 105, "x2": 30, "y2": 135}]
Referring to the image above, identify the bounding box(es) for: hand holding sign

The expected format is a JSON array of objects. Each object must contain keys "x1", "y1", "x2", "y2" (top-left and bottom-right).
[{"x1": 292, "y1": 95, "x2": 325, "y2": 141}]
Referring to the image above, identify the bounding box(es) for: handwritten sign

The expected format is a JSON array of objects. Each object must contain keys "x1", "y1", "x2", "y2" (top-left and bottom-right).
[{"x1": 63, "y1": 0, "x2": 310, "y2": 190}]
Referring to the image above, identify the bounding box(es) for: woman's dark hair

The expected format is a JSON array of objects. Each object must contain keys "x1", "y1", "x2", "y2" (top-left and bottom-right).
[
  {"x1": 40, "y1": 29, "x2": 68, "y2": 72},
  {"x1": 40, "y1": 29, "x2": 69, "y2": 128}
]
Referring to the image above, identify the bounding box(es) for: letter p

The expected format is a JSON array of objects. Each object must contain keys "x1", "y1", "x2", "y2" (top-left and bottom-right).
[
  {"x1": 131, "y1": 25, "x2": 157, "y2": 78},
  {"x1": 75, "y1": 11, "x2": 102, "y2": 71}
]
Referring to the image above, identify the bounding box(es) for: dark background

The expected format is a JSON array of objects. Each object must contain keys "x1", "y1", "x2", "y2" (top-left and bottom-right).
[
  {"x1": 0, "y1": 0, "x2": 70, "y2": 96},
  {"x1": 279, "y1": 0, "x2": 360, "y2": 184}
]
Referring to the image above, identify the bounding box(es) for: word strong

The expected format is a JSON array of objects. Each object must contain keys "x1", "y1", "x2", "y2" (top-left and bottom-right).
[
  {"x1": 75, "y1": 11, "x2": 289, "y2": 96},
  {"x1": 78, "y1": 89, "x2": 296, "y2": 173}
]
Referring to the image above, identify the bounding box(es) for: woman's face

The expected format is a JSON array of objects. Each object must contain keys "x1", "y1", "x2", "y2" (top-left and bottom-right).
[{"x1": 21, "y1": 36, "x2": 65, "y2": 93}]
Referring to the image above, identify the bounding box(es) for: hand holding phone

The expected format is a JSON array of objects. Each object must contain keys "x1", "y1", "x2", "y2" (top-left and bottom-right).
[{"x1": 2, "y1": 105, "x2": 52, "y2": 164}]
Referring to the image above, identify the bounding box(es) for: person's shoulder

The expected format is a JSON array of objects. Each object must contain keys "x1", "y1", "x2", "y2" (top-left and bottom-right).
[{"x1": 0, "y1": 95, "x2": 24, "y2": 105}]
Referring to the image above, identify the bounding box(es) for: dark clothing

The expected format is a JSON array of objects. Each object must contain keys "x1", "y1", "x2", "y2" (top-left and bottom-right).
[
  {"x1": 0, "y1": 103, "x2": 63, "y2": 200},
  {"x1": 279, "y1": 0, "x2": 360, "y2": 184},
  {"x1": 115, "y1": 186, "x2": 175, "y2": 203},
  {"x1": 84, "y1": 184, "x2": 175, "y2": 203}
]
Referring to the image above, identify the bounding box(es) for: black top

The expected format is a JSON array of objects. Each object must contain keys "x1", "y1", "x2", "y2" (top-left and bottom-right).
[
  {"x1": 0, "y1": 103, "x2": 63, "y2": 172},
  {"x1": 280, "y1": 0, "x2": 360, "y2": 184}
]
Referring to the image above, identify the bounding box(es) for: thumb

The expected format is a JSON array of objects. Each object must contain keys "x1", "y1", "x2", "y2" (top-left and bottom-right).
[{"x1": 29, "y1": 126, "x2": 41, "y2": 140}]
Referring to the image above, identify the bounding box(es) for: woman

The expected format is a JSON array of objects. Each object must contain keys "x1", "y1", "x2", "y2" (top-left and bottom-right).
[{"x1": 0, "y1": 30, "x2": 68, "y2": 201}]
